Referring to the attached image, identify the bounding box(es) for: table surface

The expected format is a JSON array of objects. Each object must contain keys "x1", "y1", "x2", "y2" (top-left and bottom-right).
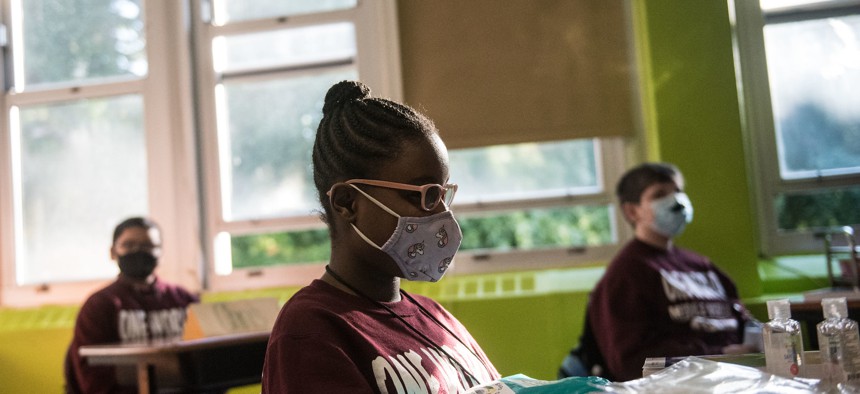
[
  {"x1": 79, "y1": 330, "x2": 270, "y2": 359},
  {"x1": 80, "y1": 330, "x2": 270, "y2": 393},
  {"x1": 788, "y1": 290, "x2": 860, "y2": 350}
]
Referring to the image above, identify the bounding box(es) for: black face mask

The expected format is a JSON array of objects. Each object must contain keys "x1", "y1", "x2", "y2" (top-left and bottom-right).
[{"x1": 118, "y1": 251, "x2": 158, "y2": 280}]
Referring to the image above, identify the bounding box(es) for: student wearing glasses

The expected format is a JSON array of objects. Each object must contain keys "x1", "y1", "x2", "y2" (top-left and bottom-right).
[
  {"x1": 64, "y1": 217, "x2": 199, "y2": 394},
  {"x1": 262, "y1": 80, "x2": 499, "y2": 393}
]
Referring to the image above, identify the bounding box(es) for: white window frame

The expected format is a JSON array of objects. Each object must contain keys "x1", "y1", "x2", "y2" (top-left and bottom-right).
[
  {"x1": 732, "y1": 0, "x2": 860, "y2": 257},
  {"x1": 0, "y1": 1, "x2": 201, "y2": 307},
  {"x1": 449, "y1": 137, "x2": 631, "y2": 276},
  {"x1": 192, "y1": 0, "x2": 403, "y2": 291},
  {"x1": 0, "y1": 0, "x2": 634, "y2": 306},
  {"x1": 193, "y1": 1, "x2": 632, "y2": 289}
]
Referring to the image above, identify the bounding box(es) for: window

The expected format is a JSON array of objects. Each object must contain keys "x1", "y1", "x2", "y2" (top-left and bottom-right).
[
  {"x1": 193, "y1": 0, "x2": 402, "y2": 290},
  {"x1": 195, "y1": 2, "x2": 631, "y2": 285},
  {"x1": 0, "y1": 0, "x2": 199, "y2": 306},
  {"x1": 448, "y1": 138, "x2": 627, "y2": 274},
  {"x1": 0, "y1": 0, "x2": 630, "y2": 305},
  {"x1": 733, "y1": 0, "x2": 860, "y2": 255}
]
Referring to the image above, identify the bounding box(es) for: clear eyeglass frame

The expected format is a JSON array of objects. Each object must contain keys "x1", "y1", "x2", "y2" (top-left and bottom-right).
[{"x1": 332, "y1": 179, "x2": 458, "y2": 211}]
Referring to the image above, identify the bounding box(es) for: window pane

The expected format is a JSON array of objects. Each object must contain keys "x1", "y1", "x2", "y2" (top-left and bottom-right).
[
  {"x1": 775, "y1": 186, "x2": 860, "y2": 232},
  {"x1": 15, "y1": 95, "x2": 147, "y2": 284},
  {"x1": 449, "y1": 139, "x2": 600, "y2": 203},
  {"x1": 231, "y1": 229, "x2": 331, "y2": 269},
  {"x1": 763, "y1": 15, "x2": 860, "y2": 179},
  {"x1": 458, "y1": 205, "x2": 614, "y2": 252},
  {"x1": 18, "y1": 0, "x2": 147, "y2": 88},
  {"x1": 760, "y1": 0, "x2": 841, "y2": 11},
  {"x1": 218, "y1": 70, "x2": 357, "y2": 221},
  {"x1": 212, "y1": 0, "x2": 357, "y2": 25},
  {"x1": 213, "y1": 23, "x2": 356, "y2": 74}
]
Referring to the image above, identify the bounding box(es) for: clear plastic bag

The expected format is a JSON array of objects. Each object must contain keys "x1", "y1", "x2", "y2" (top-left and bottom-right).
[{"x1": 604, "y1": 357, "x2": 822, "y2": 393}]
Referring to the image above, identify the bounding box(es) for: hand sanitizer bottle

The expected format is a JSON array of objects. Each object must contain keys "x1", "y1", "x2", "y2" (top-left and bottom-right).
[
  {"x1": 817, "y1": 297, "x2": 860, "y2": 389},
  {"x1": 763, "y1": 299, "x2": 804, "y2": 378}
]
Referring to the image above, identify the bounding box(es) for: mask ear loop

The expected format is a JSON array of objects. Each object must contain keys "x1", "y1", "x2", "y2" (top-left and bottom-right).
[
  {"x1": 347, "y1": 183, "x2": 401, "y2": 217},
  {"x1": 336, "y1": 183, "x2": 402, "y2": 250}
]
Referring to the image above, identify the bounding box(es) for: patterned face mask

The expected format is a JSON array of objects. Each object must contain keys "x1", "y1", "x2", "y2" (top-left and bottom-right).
[
  {"x1": 649, "y1": 192, "x2": 694, "y2": 238},
  {"x1": 348, "y1": 184, "x2": 463, "y2": 282}
]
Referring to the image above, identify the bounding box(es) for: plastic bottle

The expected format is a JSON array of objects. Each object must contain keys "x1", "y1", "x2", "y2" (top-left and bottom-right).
[
  {"x1": 763, "y1": 299, "x2": 804, "y2": 378},
  {"x1": 817, "y1": 297, "x2": 860, "y2": 389}
]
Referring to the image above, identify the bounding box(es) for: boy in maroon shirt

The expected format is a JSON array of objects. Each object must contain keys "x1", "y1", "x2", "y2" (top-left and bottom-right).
[
  {"x1": 64, "y1": 217, "x2": 198, "y2": 393},
  {"x1": 587, "y1": 163, "x2": 755, "y2": 381}
]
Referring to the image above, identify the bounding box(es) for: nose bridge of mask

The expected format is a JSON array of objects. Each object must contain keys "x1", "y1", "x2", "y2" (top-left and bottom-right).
[
  {"x1": 677, "y1": 192, "x2": 693, "y2": 221},
  {"x1": 675, "y1": 192, "x2": 690, "y2": 208},
  {"x1": 653, "y1": 192, "x2": 693, "y2": 223}
]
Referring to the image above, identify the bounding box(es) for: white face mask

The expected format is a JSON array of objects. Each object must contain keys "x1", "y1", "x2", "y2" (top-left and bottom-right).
[
  {"x1": 348, "y1": 184, "x2": 463, "y2": 282},
  {"x1": 648, "y1": 192, "x2": 694, "y2": 238}
]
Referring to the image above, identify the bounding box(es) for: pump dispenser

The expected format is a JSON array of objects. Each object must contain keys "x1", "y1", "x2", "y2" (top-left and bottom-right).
[
  {"x1": 817, "y1": 297, "x2": 860, "y2": 389},
  {"x1": 763, "y1": 299, "x2": 804, "y2": 378}
]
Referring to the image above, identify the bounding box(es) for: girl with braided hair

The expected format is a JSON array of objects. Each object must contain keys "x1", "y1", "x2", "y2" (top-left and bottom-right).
[{"x1": 262, "y1": 81, "x2": 499, "y2": 393}]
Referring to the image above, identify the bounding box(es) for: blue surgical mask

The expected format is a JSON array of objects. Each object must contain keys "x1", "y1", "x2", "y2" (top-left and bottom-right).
[
  {"x1": 348, "y1": 184, "x2": 462, "y2": 282},
  {"x1": 649, "y1": 192, "x2": 694, "y2": 238}
]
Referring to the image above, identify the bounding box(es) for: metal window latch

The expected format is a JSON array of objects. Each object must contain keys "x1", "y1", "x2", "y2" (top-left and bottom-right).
[{"x1": 815, "y1": 226, "x2": 859, "y2": 289}]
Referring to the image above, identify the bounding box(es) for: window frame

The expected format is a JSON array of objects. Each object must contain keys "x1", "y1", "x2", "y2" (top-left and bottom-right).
[
  {"x1": 0, "y1": 0, "x2": 633, "y2": 306},
  {"x1": 732, "y1": 0, "x2": 860, "y2": 257},
  {"x1": 449, "y1": 137, "x2": 631, "y2": 275},
  {"x1": 0, "y1": 1, "x2": 201, "y2": 307},
  {"x1": 192, "y1": 0, "x2": 403, "y2": 291}
]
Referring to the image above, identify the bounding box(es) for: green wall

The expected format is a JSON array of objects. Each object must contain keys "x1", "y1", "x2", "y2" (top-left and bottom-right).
[
  {"x1": 634, "y1": 0, "x2": 763, "y2": 298},
  {"x1": 0, "y1": 270, "x2": 600, "y2": 391}
]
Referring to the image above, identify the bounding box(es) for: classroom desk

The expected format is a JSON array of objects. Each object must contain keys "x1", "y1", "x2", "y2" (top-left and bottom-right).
[
  {"x1": 80, "y1": 331, "x2": 269, "y2": 393},
  {"x1": 790, "y1": 296, "x2": 860, "y2": 350}
]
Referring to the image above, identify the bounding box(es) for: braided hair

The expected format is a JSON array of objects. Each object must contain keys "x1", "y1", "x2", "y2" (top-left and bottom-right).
[{"x1": 312, "y1": 80, "x2": 438, "y2": 226}]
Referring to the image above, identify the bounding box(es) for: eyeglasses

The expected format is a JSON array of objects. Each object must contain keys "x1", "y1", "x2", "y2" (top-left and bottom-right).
[
  {"x1": 118, "y1": 241, "x2": 162, "y2": 255},
  {"x1": 342, "y1": 179, "x2": 458, "y2": 211}
]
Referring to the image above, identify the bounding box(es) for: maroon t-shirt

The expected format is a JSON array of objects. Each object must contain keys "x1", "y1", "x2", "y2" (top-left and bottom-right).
[
  {"x1": 588, "y1": 239, "x2": 746, "y2": 381},
  {"x1": 64, "y1": 276, "x2": 198, "y2": 393},
  {"x1": 263, "y1": 280, "x2": 499, "y2": 393}
]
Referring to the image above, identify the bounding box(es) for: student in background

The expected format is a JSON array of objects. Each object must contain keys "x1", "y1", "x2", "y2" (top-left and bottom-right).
[
  {"x1": 64, "y1": 217, "x2": 199, "y2": 394},
  {"x1": 587, "y1": 163, "x2": 755, "y2": 381},
  {"x1": 262, "y1": 80, "x2": 499, "y2": 393}
]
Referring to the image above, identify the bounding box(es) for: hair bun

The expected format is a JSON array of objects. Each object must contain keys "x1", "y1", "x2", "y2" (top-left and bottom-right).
[{"x1": 323, "y1": 80, "x2": 371, "y2": 115}]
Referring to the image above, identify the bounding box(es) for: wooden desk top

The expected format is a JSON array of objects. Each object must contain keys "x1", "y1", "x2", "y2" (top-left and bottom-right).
[
  {"x1": 792, "y1": 288, "x2": 860, "y2": 312},
  {"x1": 80, "y1": 330, "x2": 271, "y2": 393},
  {"x1": 80, "y1": 330, "x2": 270, "y2": 360}
]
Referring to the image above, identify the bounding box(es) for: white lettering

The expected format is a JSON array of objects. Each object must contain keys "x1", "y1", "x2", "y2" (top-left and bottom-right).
[
  {"x1": 119, "y1": 310, "x2": 147, "y2": 342},
  {"x1": 372, "y1": 356, "x2": 405, "y2": 394},
  {"x1": 374, "y1": 345, "x2": 490, "y2": 394},
  {"x1": 388, "y1": 354, "x2": 425, "y2": 394},
  {"x1": 661, "y1": 270, "x2": 727, "y2": 302},
  {"x1": 690, "y1": 316, "x2": 739, "y2": 333},
  {"x1": 148, "y1": 308, "x2": 186, "y2": 338},
  {"x1": 422, "y1": 347, "x2": 462, "y2": 392}
]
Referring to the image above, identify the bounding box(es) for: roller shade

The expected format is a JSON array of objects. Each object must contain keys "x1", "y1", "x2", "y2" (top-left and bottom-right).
[{"x1": 397, "y1": 0, "x2": 635, "y2": 149}]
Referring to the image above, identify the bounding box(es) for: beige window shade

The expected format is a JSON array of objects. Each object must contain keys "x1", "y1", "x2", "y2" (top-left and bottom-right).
[{"x1": 397, "y1": 0, "x2": 635, "y2": 149}]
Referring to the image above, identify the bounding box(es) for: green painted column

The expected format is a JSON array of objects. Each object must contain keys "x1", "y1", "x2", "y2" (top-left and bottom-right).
[{"x1": 633, "y1": 0, "x2": 763, "y2": 297}]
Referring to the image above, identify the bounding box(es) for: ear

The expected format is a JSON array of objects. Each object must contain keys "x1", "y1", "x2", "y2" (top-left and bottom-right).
[
  {"x1": 329, "y1": 183, "x2": 358, "y2": 222},
  {"x1": 110, "y1": 246, "x2": 118, "y2": 261},
  {"x1": 620, "y1": 202, "x2": 639, "y2": 225}
]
